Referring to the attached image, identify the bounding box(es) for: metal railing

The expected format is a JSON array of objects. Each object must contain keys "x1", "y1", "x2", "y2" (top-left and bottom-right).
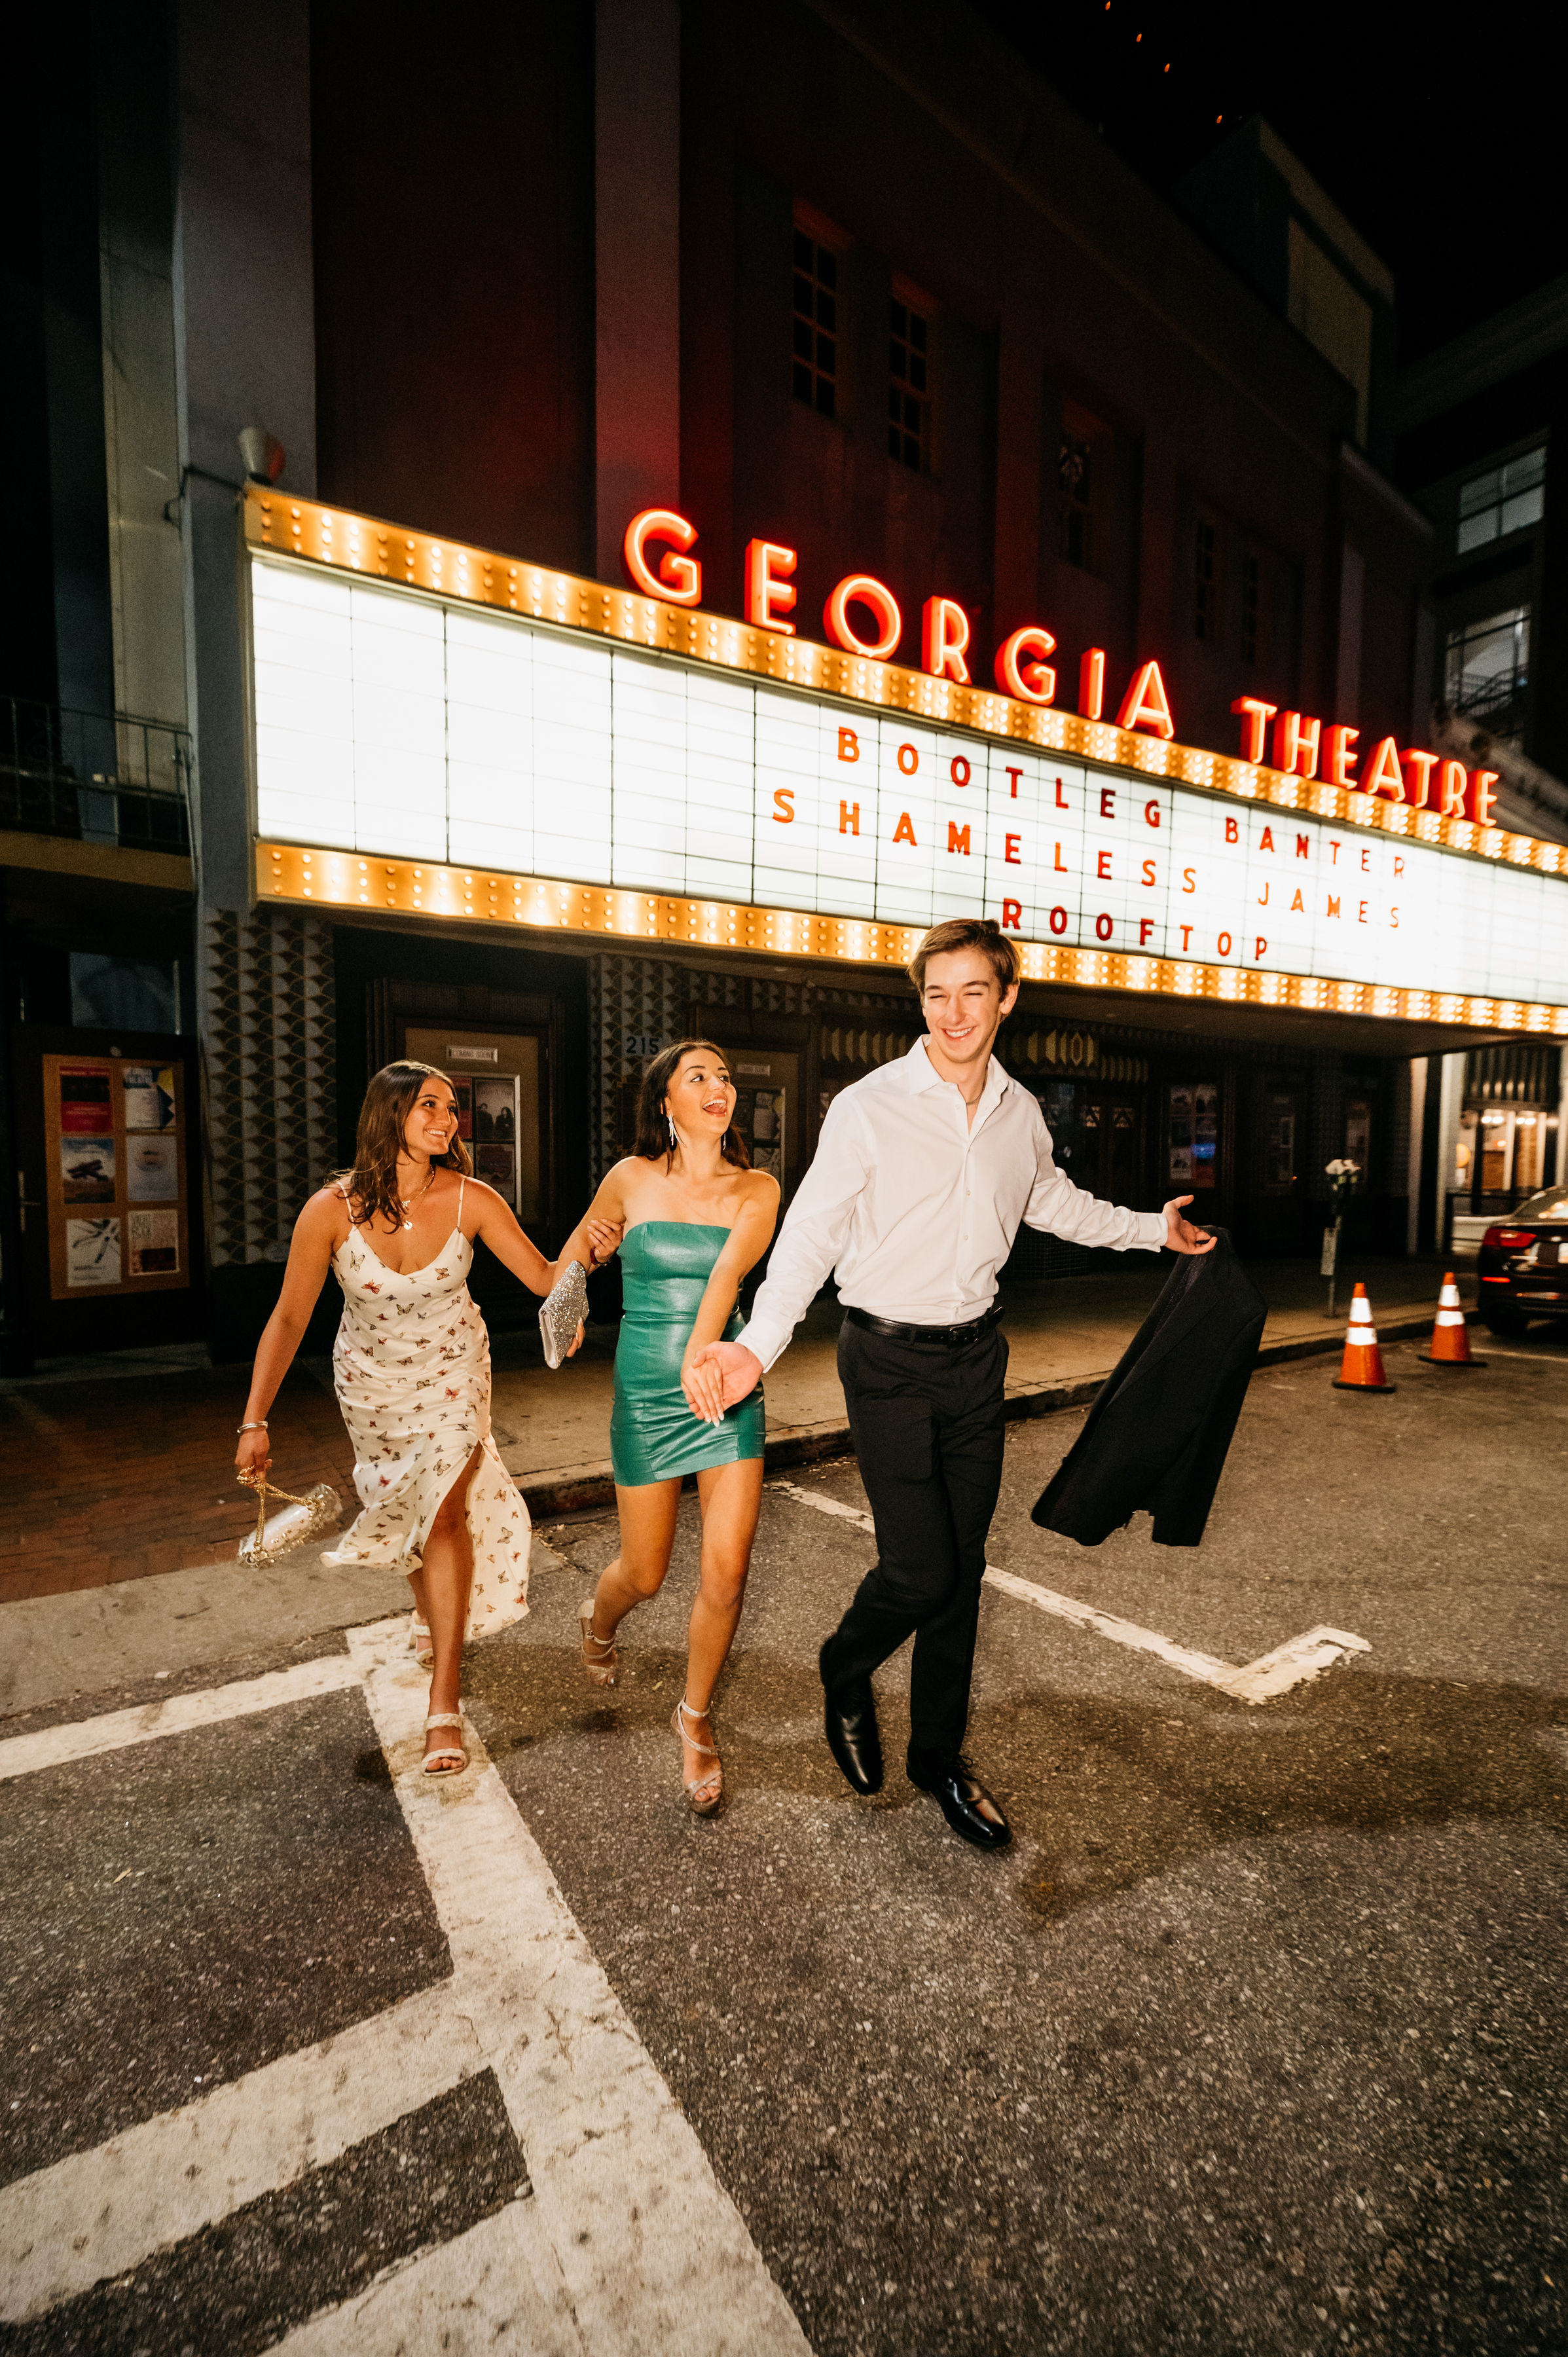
[{"x1": 1, "y1": 697, "x2": 192, "y2": 854}]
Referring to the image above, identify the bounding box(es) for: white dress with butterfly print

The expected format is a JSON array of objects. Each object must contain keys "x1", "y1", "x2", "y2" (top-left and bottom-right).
[{"x1": 319, "y1": 1182, "x2": 530, "y2": 1637}]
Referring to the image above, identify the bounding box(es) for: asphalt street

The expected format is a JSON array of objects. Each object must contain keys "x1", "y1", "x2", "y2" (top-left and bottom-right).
[{"x1": 3, "y1": 1328, "x2": 1566, "y2": 2354}]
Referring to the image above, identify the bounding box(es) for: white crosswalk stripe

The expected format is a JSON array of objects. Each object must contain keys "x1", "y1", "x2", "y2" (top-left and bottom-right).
[
  {"x1": 0, "y1": 1985, "x2": 475, "y2": 2322},
  {"x1": 0, "y1": 1618, "x2": 812, "y2": 2355},
  {"x1": 347, "y1": 1616, "x2": 811, "y2": 2357},
  {"x1": 0, "y1": 1655, "x2": 360, "y2": 1781}
]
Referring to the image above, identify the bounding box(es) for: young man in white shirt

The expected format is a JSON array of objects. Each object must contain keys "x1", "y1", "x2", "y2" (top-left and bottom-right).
[{"x1": 690, "y1": 915, "x2": 1214, "y2": 1850}]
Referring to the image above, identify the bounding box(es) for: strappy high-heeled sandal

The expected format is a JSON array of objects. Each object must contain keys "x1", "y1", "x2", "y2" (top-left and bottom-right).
[
  {"x1": 422, "y1": 1711, "x2": 467, "y2": 1775},
  {"x1": 409, "y1": 1611, "x2": 434, "y2": 1668},
  {"x1": 672, "y1": 1698, "x2": 722, "y2": 1816},
  {"x1": 578, "y1": 1598, "x2": 619, "y2": 1687}
]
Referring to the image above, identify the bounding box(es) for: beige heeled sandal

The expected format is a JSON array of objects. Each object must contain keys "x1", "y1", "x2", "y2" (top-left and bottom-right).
[
  {"x1": 672, "y1": 1698, "x2": 722, "y2": 1817},
  {"x1": 409, "y1": 1611, "x2": 434, "y2": 1668},
  {"x1": 422, "y1": 1711, "x2": 467, "y2": 1775},
  {"x1": 578, "y1": 1598, "x2": 619, "y2": 1687}
]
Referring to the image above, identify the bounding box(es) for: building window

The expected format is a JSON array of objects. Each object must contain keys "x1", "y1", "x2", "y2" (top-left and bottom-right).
[
  {"x1": 1059, "y1": 401, "x2": 1109, "y2": 572},
  {"x1": 1060, "y1": 435, "x2": 1093, "y2": 567},
  {"x1": 792, "y1": 230, "x2": 838, "y2": 418},
  {"x1": 1241, "y1": 549, "x2": 1263, "y2": 666},
  {"x1": 1444, "y1": 606, "x2": 1530, "y2": 729},
  {"x1": 888, "y1": 300, "x2": 928, "y2": 468},
  {"x1": 1193, "y1": 516, "x2": 1219, "y2": 642},
  {"x1": 1457, "y1": 448, "x2": 1544, "y2": 554}
]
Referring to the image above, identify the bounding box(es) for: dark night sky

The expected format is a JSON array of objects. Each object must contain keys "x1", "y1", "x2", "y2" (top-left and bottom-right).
[{"x1": 972, "y1": 0, "x2": 1562, "y2": 363}]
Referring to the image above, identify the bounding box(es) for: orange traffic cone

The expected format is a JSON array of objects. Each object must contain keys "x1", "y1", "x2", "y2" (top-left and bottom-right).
[
  {"x1": 1331, "y1": 1282, "x2": 1396, "y2": 1392},
  {"x1": 1418, "y1": 1271, "x2": 1485, "y2": 1368}
]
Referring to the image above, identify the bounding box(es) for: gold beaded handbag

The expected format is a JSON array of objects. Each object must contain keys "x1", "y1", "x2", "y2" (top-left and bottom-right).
[{"x1": 236, "y1": 1468, "x2": 342, "y2": 1566}]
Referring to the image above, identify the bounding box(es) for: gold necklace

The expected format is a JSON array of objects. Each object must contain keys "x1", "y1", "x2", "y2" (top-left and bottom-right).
[{"x1": 397, "y1": 1165, "x2": 439, "y2": 1231}]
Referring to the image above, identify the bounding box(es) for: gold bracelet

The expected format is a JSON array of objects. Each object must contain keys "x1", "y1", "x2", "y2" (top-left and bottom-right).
[{"x1": 236, "y1": 1420, "x2": 269, "y2": 1434}]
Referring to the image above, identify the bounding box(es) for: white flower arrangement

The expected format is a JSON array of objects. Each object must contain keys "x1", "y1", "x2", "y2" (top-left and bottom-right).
[{"x1": 1325, "y1": 1157, "x2": 1362, "y2": 1217}]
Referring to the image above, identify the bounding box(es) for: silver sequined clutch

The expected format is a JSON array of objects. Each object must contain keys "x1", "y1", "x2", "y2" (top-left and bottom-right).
[{"x1": 538, "y1": 1257, "x2": 590, "y2": 1370}]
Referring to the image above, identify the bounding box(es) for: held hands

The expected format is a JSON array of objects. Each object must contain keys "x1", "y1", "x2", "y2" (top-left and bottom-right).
[
  {"x1": 1163, "y1": 1196, "x2": 1218, "y2": 1255},
  {"x1": 683, "y1": 1339, "x2": 763, "y2": 1426}
]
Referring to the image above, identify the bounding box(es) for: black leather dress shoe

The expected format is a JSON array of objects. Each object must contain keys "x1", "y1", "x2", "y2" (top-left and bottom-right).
[
  {"x1": 908, "y1": 1759, "x2": 1012, "y2": 1849},
  {"x1": 821, "y1": 1667, "x2": 884, "y2": 1795}
]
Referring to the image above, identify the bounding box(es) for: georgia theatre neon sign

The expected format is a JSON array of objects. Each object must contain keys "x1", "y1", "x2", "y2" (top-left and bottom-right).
[{"x1": 623, "y1": 507, "x2": 1499, "y2": 833}]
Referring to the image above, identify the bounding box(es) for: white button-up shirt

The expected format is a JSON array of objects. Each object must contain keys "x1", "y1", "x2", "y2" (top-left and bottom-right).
[{"x1": 737, "y1": 1037, "x2": 1167, "y2": 1371}]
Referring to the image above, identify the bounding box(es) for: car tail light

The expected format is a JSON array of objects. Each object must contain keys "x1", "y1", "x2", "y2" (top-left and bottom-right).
[{"x1": 1482, "y1": 1226, "x2": 1534, "y2": 1250}]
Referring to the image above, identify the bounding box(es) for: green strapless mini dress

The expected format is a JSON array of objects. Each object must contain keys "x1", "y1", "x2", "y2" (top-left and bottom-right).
[{"x1": 610, "y1": 1222, "x2": 765, "y2": 1487}]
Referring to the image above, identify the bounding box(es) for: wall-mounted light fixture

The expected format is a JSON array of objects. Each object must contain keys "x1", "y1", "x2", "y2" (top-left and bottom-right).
[{"x1": 238, "y1": 428, "x2": 286, "y2": 484}]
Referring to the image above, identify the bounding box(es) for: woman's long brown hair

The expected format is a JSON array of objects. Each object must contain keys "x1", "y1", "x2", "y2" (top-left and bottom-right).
[
  {"x1": 335, "y1": 1061, "x2": 471, "y2": 1232},
  {"x1": 632, "y1": 1040, "x2": 751, "y2": 1168}
]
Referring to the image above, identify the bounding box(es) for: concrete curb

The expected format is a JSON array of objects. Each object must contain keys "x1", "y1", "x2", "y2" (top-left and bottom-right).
[{"x1": 517, "y1": 1311, "x2": 1441, "y2": 1519}]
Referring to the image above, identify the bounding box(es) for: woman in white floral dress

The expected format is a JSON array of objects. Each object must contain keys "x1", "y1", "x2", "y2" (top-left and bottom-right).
[{"x1": 236, "y1": 1062, "x2": 616, "y2": 1772}]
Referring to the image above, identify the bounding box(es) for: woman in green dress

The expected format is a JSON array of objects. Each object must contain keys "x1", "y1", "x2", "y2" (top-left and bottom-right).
[{"x1": 556, "y1": 1040, "x2": 778, "y2": 1814}]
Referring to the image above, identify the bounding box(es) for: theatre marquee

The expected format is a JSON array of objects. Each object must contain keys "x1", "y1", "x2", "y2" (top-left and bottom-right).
[{"x1": 247, "y1": 492, "x2": 1568, "y2": 1037}]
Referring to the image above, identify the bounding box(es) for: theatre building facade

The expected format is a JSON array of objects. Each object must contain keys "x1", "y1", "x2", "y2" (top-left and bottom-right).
[{"x1": 5, "y1": 0, "x2": 1566, "y2": 1364}]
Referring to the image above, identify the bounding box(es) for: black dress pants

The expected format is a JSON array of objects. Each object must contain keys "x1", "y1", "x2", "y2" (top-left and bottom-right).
[{"x1": 819, "y1": 1315, "x2": 1008, "y2": 1778}]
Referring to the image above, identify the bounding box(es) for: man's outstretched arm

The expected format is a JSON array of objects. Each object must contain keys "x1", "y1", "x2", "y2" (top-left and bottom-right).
[
  {"x1": 1023, "y1": 1122, "x2": 1214, "y2": 1256},
  {"x1": 1161, "y1": 1196, "x2": 1217, "y2": 1254},
  {"x1": 685, "y1": 1095, "x2": 869, "y2": 1408}
]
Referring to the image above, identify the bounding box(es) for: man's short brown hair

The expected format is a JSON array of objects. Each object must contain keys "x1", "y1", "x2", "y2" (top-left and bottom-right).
[{"x1": 908, "y1": 917, "x2": 1021, "y2": 995}]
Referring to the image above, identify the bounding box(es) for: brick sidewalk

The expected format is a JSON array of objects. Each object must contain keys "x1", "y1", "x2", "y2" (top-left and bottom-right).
[
  {"x1": 2, "y1": 1254, "x2": 1470, "y2": 1606},
  {"x1": 0, "y1": 1365, "x2": 355, "y2": 1604}
]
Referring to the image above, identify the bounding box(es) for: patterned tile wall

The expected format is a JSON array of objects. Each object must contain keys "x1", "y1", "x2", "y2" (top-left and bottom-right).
[
  {"x1": 587, "y1": 954, "x2": 689, "y2": 1185},
  {"x1": 585, "y1": 954, "x2": 875, "y2": 1184},
  {"x1": 202, "y1": 909, "x2": 337, "y2": 1265}
]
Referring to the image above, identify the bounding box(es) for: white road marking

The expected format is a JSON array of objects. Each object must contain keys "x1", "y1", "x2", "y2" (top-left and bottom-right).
[
  {"x1": 0, "y1": 1654, "x2": 360, "y2": 1781},
  {"x1": 3, "y1": 1624, "x2": 811, "y2": 2354},
  {"x1": 270, "y1": 2202, "x2": 581, "y2": 2356},
  {"x1": 0, "y1": 1986, "x2": 478, "y2": 2323},
  {"x1": 1452, "y1": 1344, "x2": 1568, "y2": 1364},
  {"x1": 981, "y1": 1567, "x2": 1371, "y2": 1703},
  {"x1": 771, "y1": 1478, "x2": 1371, "y2": 1706},
  {"x1": 348, "y1": 1617, "x2": 811, "y2": 2357}
]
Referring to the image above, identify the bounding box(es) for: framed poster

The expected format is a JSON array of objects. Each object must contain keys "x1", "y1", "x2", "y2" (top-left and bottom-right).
[
  {"x1": 402, "y1": 1029, "x2": 541, "y2": 1220},
  {"x1": 43, "y1": 1054, "x2": 190, "y2": 1301}
]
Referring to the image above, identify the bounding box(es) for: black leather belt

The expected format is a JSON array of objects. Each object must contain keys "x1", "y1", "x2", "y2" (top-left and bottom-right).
[{"x1": 845, "y1": 1304, "x2": 1002, "y2": 1347}]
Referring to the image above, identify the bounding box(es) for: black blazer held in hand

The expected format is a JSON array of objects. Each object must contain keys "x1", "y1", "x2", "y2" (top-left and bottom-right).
[{"x1": 1031, "y1": 1229, "x2": 1266, "y2": 1549}]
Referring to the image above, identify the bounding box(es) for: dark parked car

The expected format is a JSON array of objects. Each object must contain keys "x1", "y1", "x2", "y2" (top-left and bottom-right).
[{"x1": 1476, "y1": 1188, "x2": 1568, "y2": 1335}]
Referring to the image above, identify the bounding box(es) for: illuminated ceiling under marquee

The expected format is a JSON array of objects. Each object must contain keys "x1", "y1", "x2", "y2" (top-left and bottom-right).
[{"x1": 246, "y1": 490, "x2": 1568, "y2": 1036}]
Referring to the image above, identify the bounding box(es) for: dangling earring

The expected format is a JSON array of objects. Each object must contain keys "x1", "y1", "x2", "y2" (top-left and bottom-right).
[{"x1": 667, "y1": 1115, "x2": 678, "y2": 1151}]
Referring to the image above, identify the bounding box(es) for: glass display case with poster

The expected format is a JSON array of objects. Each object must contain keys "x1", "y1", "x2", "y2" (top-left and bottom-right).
[
  {"x1": 60, "y1": 1067, "x2": 113, "y2": 1134},
  {"x1": 1344, "y1": 1096, "x2": 1373, "y2": 1179},
  {"x1": 472, "y1": 1075, "x2": 522, "y2": 1211},
  {"x1": 61, "y1": 1133, "x2": 116, "y2": 1203},
  {"x1": 724, "y1": 1051, "x2": 799, "y2": 1199},
  {"x1": 122, "y1": 1064, "x2": 176, "y2": 1131},
  {"x1": 42, "y1": 1052, "x2": 190, "y2": 1300},
  {"x1": 126, "y1": 1134, "x2": 179, "y2": 1201},
  {"x1": 1263, "y1": 1091, "x2": 1300, "y2": 1194},
  {"x1": 402, "y1": 1031, "x2": 543, "y2": 1224},
  {"x1": 128, "y1": 1208, "x2": 180, "y2": 1275},
  {"x1": 445, "y1": 1074, "x2": 473, "y2": 1142},
  {"x1": 1169, "y1": 1082, "x2": 1219, "y2": 1192},
  {"x1": 67, "y1": 1218, "x2": 121, "y2": 1286}
]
